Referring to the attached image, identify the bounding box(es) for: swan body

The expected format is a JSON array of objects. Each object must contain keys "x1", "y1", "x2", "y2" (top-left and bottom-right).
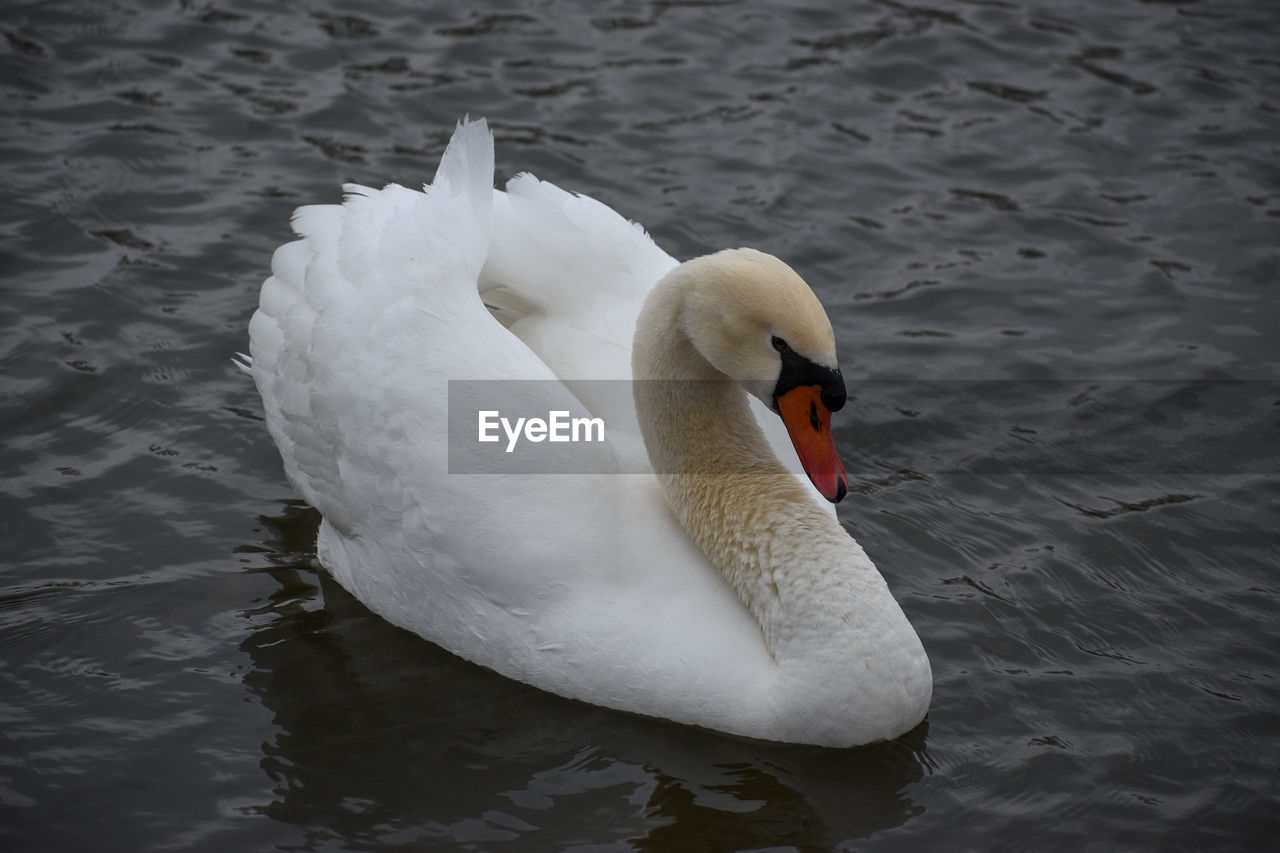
[{"x1": 247, "y1": 118, "x2": 931, "y2": 746}]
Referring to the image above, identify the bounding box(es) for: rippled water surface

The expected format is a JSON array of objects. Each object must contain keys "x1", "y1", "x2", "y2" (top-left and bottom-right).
[{"x1": 3, "y1": 0, "x2": 1279, "y2": 849}]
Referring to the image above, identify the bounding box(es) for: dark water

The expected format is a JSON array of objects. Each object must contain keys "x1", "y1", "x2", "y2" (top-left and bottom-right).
[{"x1": 3, "y1": 0, "x2": 1278, "y2": 849}]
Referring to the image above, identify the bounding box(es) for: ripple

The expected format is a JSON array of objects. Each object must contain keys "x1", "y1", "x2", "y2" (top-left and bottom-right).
[{"x1": 2, "y1": 0, "x2": 1278, "y2": 848}]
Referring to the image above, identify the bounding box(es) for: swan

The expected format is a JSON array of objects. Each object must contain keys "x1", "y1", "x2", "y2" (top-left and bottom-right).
[{"x1": 244, "y1": 118, "x2": 931, "y2": 747}]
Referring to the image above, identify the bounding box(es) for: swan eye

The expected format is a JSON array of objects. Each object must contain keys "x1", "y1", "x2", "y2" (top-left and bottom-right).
[{"x1": 771, "y1": 336, "x2": 791, "y2": 354}]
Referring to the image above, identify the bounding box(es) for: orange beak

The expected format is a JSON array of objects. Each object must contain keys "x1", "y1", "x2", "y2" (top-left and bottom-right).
[{"x1": 776, "y1": 385, "x2": 848, "y2": 503}]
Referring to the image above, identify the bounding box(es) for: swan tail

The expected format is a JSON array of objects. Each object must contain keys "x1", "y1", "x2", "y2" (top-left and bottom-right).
[{"x1": 248, "y1": 118, "x2": 498, "y2": 531}]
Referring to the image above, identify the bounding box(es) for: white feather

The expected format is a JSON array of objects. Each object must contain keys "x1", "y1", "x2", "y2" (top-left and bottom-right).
[{"x1": 246, "y1": 118, "x2": 930, "y2": 746}]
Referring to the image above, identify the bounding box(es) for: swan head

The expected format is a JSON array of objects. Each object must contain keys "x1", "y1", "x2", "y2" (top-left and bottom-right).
[{"x1": 677, "y1": 249, "x2": 850, "y2": 502}]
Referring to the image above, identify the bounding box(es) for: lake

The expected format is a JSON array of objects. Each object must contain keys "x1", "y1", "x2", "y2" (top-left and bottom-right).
[{"x1": 2, "y1": 0, "x2": 1278, "y2": 849}]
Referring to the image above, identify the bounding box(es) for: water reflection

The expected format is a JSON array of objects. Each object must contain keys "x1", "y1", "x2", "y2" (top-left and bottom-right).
[{"x1": 240, "y1": 504, "x2": 929, "y2": 848}]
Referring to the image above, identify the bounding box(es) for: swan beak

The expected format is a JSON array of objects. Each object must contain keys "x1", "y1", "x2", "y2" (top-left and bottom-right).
[{"x1": 776, "y1": 385, "x2": 849, "y2": 503}]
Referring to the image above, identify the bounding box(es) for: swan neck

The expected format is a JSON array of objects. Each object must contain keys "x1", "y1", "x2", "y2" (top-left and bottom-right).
[{"x1": 631, "y1": 269, "x2": 858, "y2": 654}]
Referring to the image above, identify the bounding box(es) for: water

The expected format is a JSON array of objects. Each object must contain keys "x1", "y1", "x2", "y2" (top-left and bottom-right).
[{"x1": 2, "y1": 0, "x2": 1278, "y2": 849}]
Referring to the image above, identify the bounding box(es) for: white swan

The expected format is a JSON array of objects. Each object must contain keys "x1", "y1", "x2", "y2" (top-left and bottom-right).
[{"x1": 245, "y1": 118, "x2": 931, "y2": 747}]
